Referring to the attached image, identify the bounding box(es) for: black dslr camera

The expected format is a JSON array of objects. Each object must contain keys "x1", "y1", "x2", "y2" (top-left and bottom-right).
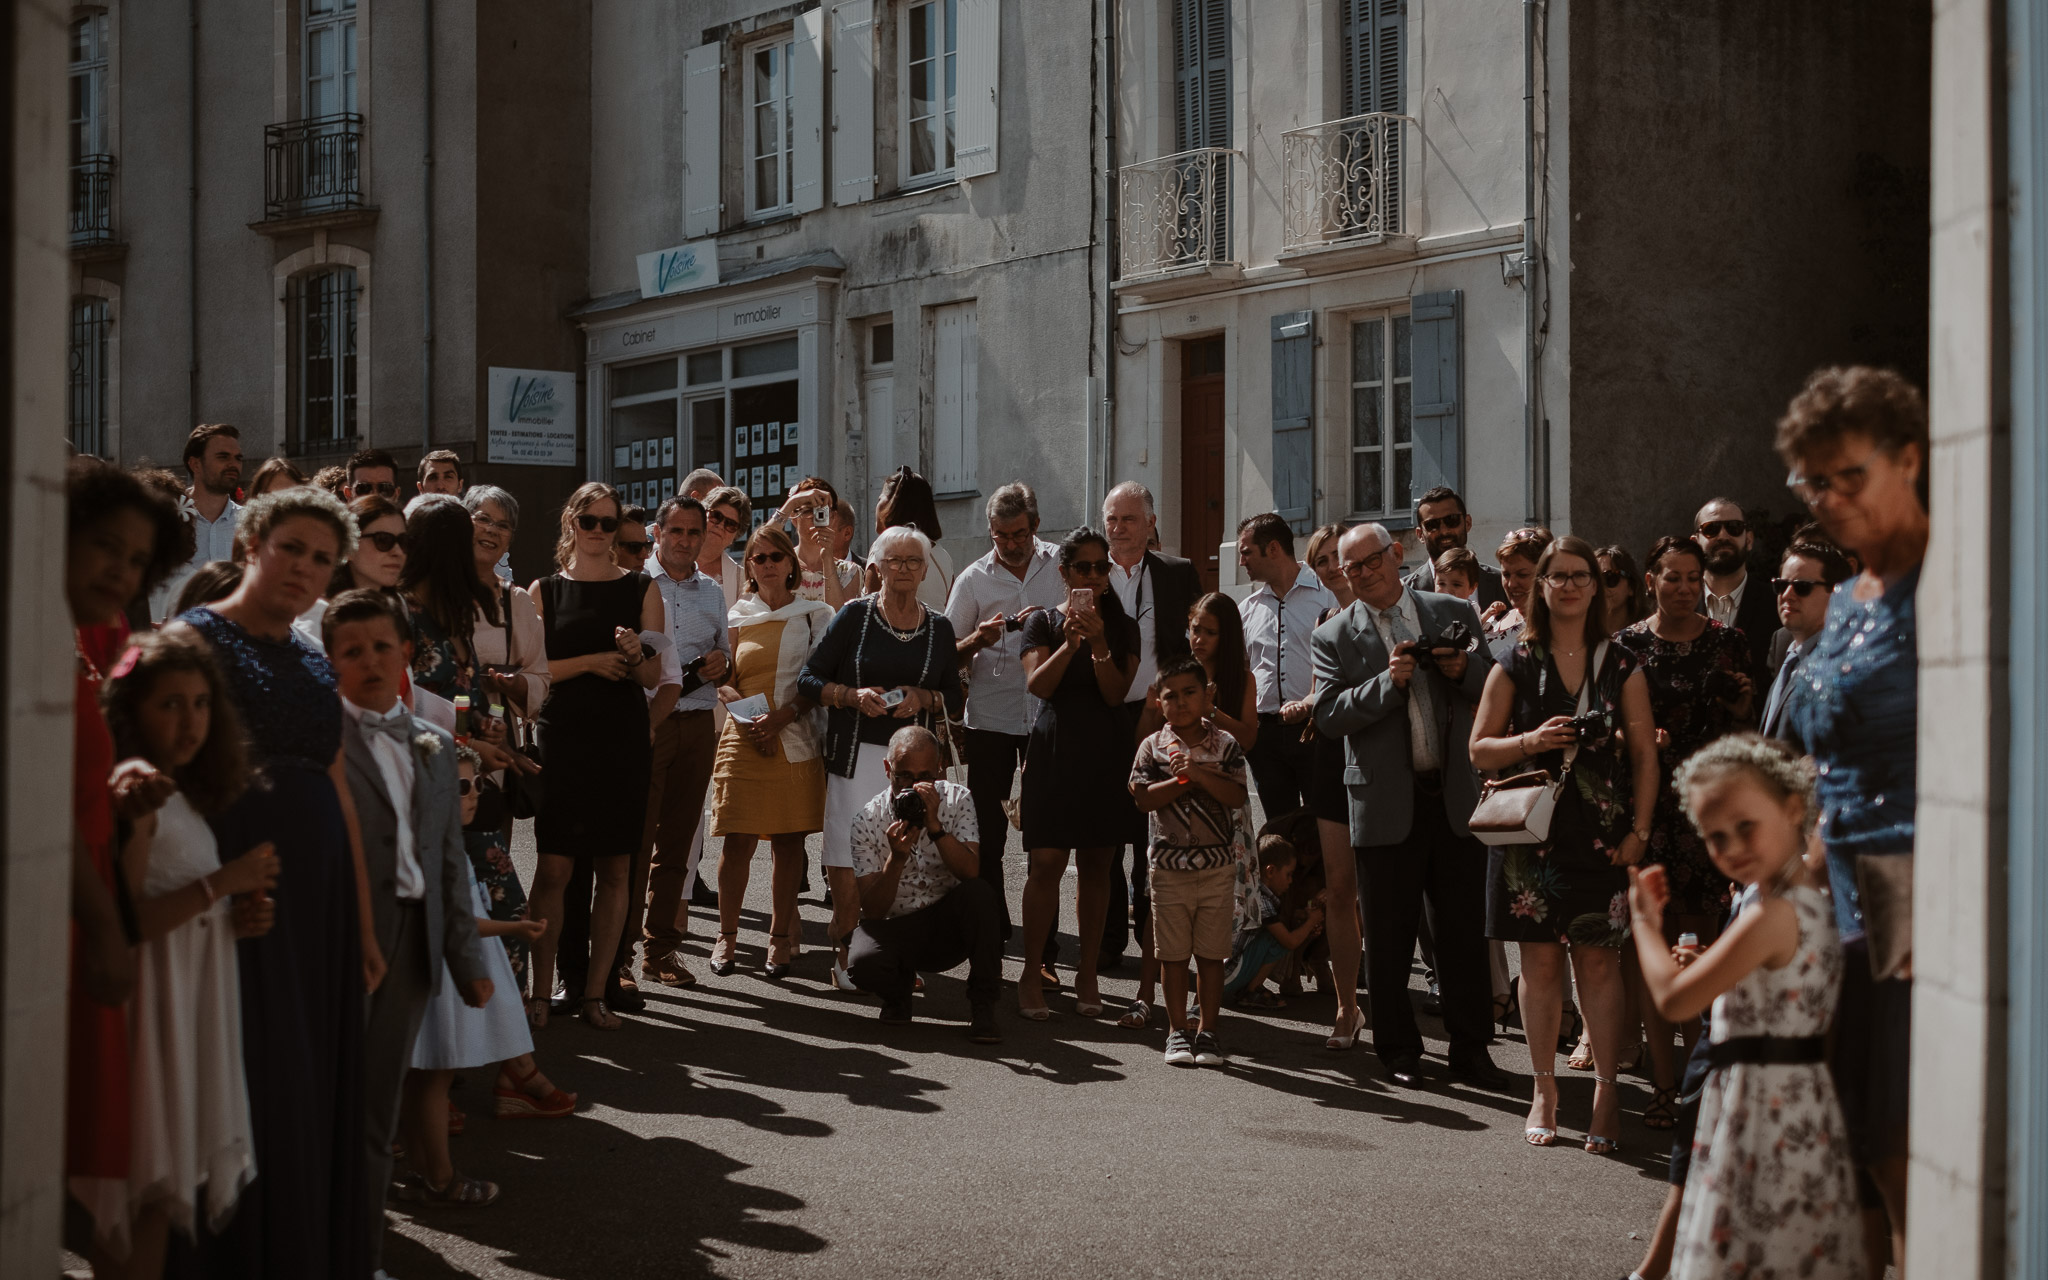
[
  {"x1": 890, "y1": 786, "x2": 927, "y2": 828},
  {"x1": 1701, "y1": 667, "x2": 1746, "y2": 704},
  {"x1": 1563, "y1": 708, "x2": 1615, "y2": 743},
  {"x1": 1409, "y1": 620, "x2": 1477, "y2": 671}
]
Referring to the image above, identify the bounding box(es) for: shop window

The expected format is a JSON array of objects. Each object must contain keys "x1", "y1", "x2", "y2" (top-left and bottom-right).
[
  {"x1": 734, "y1": 336, "x2": 799, "y2": 378},
  {"x1": 687, "y1": 350, "x2": 724, "y2": 385},
  {"x1": 610, "y1": 358, "x2": 681, "y2": 512}
]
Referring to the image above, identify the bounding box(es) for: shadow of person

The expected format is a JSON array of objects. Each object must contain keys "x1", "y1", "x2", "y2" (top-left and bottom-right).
[{"x1": 383, "y1": 1132, "x2": 825, "y2": 1280}]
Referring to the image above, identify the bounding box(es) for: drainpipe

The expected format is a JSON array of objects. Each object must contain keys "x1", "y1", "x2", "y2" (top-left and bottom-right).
[
  {"x1": 1100, "y1": 0, "x2": 1119, "y2": 515},
  {"x1": 1520, "y1": 0, "x2": 1540, "y2": 526},
  {"x1": 188, "y1": 0, "x2": 199, "y2": 428},
  {"x1": 420, "y1": 0, "x2": 435, "y2": 457}
]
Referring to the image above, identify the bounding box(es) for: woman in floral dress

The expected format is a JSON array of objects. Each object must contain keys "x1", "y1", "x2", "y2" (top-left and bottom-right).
[
  {"x1": 1613, "y1": 535, "x2": 1757, "y2": 1126},
  {"x1": 1471, "y1": 536, "x2": 1661, "y2": 1154}
]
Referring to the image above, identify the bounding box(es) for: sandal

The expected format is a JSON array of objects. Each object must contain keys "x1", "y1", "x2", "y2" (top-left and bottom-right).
[
  {"x1": 1557, "y1": 1006, "x2": 1585, "y2": 1055},
  {"x1": 1238, "y1": 987, "x2": 1287, "y2": 1010},
  {"x1": 1525, "y1": 1069, "x2": 1559, "y2": 1146},
  {"x1": 523, "y1": 996, "x2": 549, "y2": 1030},
  {"x1": 578, "y1": 996, "x2": 621, "y2": 1030},
  {"x1": 1615, "y1": 1038, "x2": 1645, "y2": 1075},
  {"x1": 1567, "y1": 1030, "x2": 1595, "y2": 1071},
  {"x1": 1585, "y1": 1074, "x2": 1623, "y2": 1154},
  {"x1": 1493, "y1": 978, "x2": 1521, "y2": 1032},
  {"x1": 1642, "y1": 1084, "x2": 1679, "y2": 1131},
  {"x1": 766, "y1": 931, "x2": 797, "y2": 981},
  {"x1": 494, "y1": 1060, "x2": 577, "y2": 1119},
  {"x1": 1116, "y1": 999, "x2": 1153, "y2": 1029},
  {"x1": 403, "y1": 1171, "x2": 501, "y2": 1209},
  {"x1": 709, "y1": 932, "x2": 739, "y2": 976},
  {"x1": 1326, "y1": 1005, "x2": 1366, "y2": 1051}
]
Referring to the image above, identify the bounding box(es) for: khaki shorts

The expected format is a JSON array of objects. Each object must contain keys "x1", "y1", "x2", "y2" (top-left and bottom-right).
[{"x1": 1150, "y1": 864, "x2": 1236, "y2": 963}]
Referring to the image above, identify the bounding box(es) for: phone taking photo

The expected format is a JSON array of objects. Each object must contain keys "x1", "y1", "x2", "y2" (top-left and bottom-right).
[{"x1": 1065, "y1": 586, "x2": 1097, "y2": 616}]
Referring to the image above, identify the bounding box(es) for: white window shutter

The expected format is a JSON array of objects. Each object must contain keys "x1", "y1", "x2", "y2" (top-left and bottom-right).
[
  {"x1": 958, "y1": 307, "x2": 979, "y2": 493},
  {"x1": 683, "y1": 41, "x2": 723, "y2": 237},
  {"x1": 954, "y1": 0, "x2": 1000, "y2": 180},
  {"x1": 830, "y1": 0, "x2": 876, "y2": 205},
  {"x1": 931, "y1": 303, "x2": 978, "y2": 494},
  {"x1": 791, "y1": 11, "x2": 826, "y2": 213}
]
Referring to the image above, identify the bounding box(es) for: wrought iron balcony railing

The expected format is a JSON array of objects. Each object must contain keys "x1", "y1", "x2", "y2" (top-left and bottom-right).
[
  {"x1": 70, "y1": 153, "x2": 115, "y2": 247},
  {"x1": 1118, "y1": 147, "x2": 1239, "y2": 279},
  {"x1": 264, "y1": 113, "x2": 365, "y2": 220},
  {"x1": 1281, "y1": 112, "x2": 1415, "y2": 254}
]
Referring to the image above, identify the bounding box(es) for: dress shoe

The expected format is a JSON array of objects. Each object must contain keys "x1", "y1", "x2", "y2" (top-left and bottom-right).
[
  {"x1": 1420, "y1": 978, "x2": 1442, "y2": 1016},
  {"x1": 1448, "y1": 1055, "x2": 1515, "y2": 1092},
  {"x1": 608, "y1": 969, "x2": 647, "y2": 1014},
  {"x1": 1382, "y1": 1056, "x2": 1423, "y2": 1087}
]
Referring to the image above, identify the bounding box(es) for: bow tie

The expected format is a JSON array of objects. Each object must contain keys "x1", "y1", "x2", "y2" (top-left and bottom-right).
[{"x1": 359, "y1": 709, "x2": 412, "y2": 746}]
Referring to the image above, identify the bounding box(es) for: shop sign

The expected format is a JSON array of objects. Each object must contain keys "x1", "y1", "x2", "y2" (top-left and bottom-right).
[
  {"x1": 636, "y1": 240, "x2": 720, "y2": 299},
  {"x1": 486, "y1": 367, "x2": 578, "y2": 466}
]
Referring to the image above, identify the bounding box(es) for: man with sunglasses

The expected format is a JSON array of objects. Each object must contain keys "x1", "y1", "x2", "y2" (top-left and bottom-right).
[
  {"x1": 345, "y1": 447, "x2": 402, "y2": 500},
  {"x1": 1691, "y1": 497, "x2": 1776, "y2": 678},
  {"x1": 1403, "y1": 486, "x2": 1507, "y2": 610},
  {"x1": 1760, "y1": 538, "x2": 1854, "y2": 738}
]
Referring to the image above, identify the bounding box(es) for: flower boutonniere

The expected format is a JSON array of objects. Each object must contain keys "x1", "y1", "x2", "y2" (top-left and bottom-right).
[{"x1": 414, "y1": 731, "x2": 443, "y2": 759}]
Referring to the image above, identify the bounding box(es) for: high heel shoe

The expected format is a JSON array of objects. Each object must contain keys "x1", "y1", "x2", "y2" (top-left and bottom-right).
[
  {"x1": 1584, "y1": 1073, "x2": 1622, "y2": 1154},
  {"x1": 766, "y1": 930, "x2": 798, "y2": 980},
  {"x1": 709, "y1": 932, "x2": 739, "y2": 976},
  {"x1": 1557, "y1": 1005, "x2": 1585, "y2": 1055},
  {"x1": 1326, "y1": 1005, "x2": 1366, "y2": 1051},
  {"x1": 1525, "y1": 1069, "x2": 1558, "y2": 1146},
  {"x1": 1493, "y1": 977, "x2": 1521, "y2": 1033}
]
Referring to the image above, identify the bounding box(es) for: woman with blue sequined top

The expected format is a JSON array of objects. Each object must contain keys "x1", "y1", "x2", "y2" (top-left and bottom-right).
[{"x1": 1776, "y1": 365, "x2": 1927, "y2": 1276}]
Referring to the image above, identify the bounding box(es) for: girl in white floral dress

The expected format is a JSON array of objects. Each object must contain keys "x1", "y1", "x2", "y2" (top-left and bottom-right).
[{"x1": 1629, "y1": 735, "x2": 1862, "y2": 1280}]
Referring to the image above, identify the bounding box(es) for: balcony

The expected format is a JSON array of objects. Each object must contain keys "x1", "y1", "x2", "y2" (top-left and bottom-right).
[
  {"x1": 262, "y1": 114, "x2": 369, "y2": 227},
  {"x1": 1281, "y1": 112, "x2": 1417, "y2": 263},
  {"x1": 1116, "y1": 147, "x2": 1241, "y2": 290},
  {"x1": 69, "y1": 153, "x2": 116, "y2": 250}
]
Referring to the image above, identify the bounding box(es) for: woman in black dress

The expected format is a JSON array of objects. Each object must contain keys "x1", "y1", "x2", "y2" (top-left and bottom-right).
[
  {"x1": 1470, "y1": 535, "x2": 1660, "y2": 1155},
  {"x1": 176, "y1": 486, "x2": 374, "y2": 1279},
  {"x1": 525, "y1": 483, "x2": 667, "y2": 1029},
  {"x1": 1013, "y1": 529, "x2": 1140, "y2": 1019}
]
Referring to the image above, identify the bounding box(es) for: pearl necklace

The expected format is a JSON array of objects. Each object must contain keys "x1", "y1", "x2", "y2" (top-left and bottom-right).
[{"x1": 876, "y1": 599, "x2": 927, "y2": 643}]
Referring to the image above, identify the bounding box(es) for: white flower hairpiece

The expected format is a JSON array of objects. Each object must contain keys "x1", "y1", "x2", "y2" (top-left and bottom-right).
[
  {"x1": 176, "y1": 493, "x2": 199, "y2": 524},
  {"x1": 414, "y1": 732, "x2": 442, "y2": 758}
]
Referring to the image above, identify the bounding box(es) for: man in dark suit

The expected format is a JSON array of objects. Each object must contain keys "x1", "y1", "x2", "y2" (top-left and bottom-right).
[
  {"x1": 1403, "y1": 485, "x2": 1508, "y2": 611},
  {"x1": 1098, "y1": 481, "x2": 1202, "y2": 963},
  {"x1": 1312, "y1": 523, "x2": 1508, "y2": 1090},
  {"x1": 1760, "y1": 538, "x2": 1854, "y2": 738},
  {"x1": 1692, "y1": 498, "x2": 1778, "y2": 680}
]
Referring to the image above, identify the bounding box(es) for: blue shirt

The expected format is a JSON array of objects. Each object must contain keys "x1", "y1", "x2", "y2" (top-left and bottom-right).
[
  {"x1": 649, "y1": 558, "x2": 730, "y2": 713},
  {"x1": 1782, "y1": 563, "x2": 1919, "y2": 939}
]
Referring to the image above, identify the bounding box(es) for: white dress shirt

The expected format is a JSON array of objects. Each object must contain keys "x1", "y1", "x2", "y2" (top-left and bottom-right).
[
  {"x1": 343, "y1": 698, "x2": 425, "y2": 900},
  {"x1": 189, "y1": 495, "x2": 240, "y2": 568},
  {"x1": 1241, "y1": 565, "x2": 1337, "y2": 714},
  {"x1": 1704, "y1": 569, "x2": 1749, "y2": 628},
  {"x1": 649, "y1": 557, "x2": 731, "y2": 714},
  {"x1": 1366, "y1": 588, "x2": 1443, "y2": 773},
  {"x1": 944, "y1": 539, "x2": 1065, "y2": 736},
  {"x1": 1108, "y1": 557, "x2": 1157, "y2": 699}
]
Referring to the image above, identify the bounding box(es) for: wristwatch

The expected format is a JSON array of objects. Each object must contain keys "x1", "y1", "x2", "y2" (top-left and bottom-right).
[{"x1": 1631, "y1": 826, "x2": 1652, "y2": 843}]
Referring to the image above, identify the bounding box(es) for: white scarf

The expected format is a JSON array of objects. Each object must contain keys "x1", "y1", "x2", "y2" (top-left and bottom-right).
[{"x1": 727, "y1": 594, "x2": 836, "y2": 762}]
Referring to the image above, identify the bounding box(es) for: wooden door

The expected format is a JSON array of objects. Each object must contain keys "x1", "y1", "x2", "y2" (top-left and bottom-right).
[{"x1": 1180, "y1": 337, "x2": 1227, "y2": 592}]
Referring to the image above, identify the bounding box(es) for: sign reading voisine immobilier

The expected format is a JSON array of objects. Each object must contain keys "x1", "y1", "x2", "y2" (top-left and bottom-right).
[
  {"x1": 636, "y1": 240, "x2": 721, "y2": 299},
  {"x1": 486, "y1": 367, "x2": 578, "y2": 466}
]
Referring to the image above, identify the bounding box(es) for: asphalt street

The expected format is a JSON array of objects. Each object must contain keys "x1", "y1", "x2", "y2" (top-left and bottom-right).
[{"x1": 368, "y1": 802, "x2": 1673, "y2": 1280}]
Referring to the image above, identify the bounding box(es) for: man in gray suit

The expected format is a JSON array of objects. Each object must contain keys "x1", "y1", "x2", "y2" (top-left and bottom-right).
[
  {"x1": 1312, "y1": 524, "x2": 1508, "y2": 1090},
  {"x1": 325, "y1": 590, "x2": 495, "y2": 1255}
]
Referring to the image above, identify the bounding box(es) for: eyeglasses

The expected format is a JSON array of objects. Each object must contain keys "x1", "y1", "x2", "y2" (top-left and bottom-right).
[
  {"x1": 1600, "y1": 569, "x2": 1628, "y2": 588},
  {"x1": 351, "y1": 480, "x2": 397, "y2": 497},
  {"x1": 1541, "y1": 570, "x2": 1595, "y2": 588},
  {"x1": 706, "y1": 510, "x2": 742, "y2": 532},
  {"x1": 1340, "y1": 547, "x2": 1396, "y2": 577},
  {"x1": 1787, "y1": 452, "x2": 1880, "y2": 504},
  {"x1": 362, "y1": 530, "x2": 411, "y2": 554},
  {"x1": 616, "y1": 539, "x2": 652, "y2": 556},
  {"x1": 749, "y1": 551, "x2": 789, "y2": 565},
  {"x1": 1696, "y1": 519, "x2": 1748, "y2": 538},
  {"x1": 1771, "y1": 577, "x2": 1828, "y2": 597},
  {"x1": 576, "y1": 514, "x2": 620, "y2": 533},
  {"x1": 879, "y1": 556, "x2": 926, "y2": 571},
  {"x1": 1067, "y1": 559, "x2": 1111, "y2": 577},
  {"x1": 457, "y1": 777, "x2": 476, "y2": 796},
  {"x1": 1419, "y1": 514, "x2": 1466, "y2": 534},
  {"x1": 471, "y1": 512, "x2": 515, "y2": 534}
]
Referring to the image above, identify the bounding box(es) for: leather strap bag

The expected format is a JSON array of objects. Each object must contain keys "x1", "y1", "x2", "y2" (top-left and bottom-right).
[
  {"x1": 499, "y1": 579, "x2": 547, "y2": 821},
  {"x1": 1470, "y1": 641, "x2": 1605, "y2": 847}
]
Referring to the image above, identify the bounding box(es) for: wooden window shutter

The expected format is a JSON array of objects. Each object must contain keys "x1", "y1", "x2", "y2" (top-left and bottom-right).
[
  {"x1": 955, "y1": 0, "x2": 1001, "y2": 179},
  {"x1": 683, "y1": 41, "x2": 724, "y2": 237},
  {"x1": 1407, "y1": 290, "x2": 1462, "y2": 497},
  {"x1": 830, "y1": 1, "x2": 877, "y2": 205},
  {"x1": 1173, "y1": 0, "x2": 1229, "y2": 152},
  {"x1": 791, "y1": 11, "x2": 827, "y2": 214},
  {"x1": 1271, "y1": 310, "x2": 1315, "y2": 531}
]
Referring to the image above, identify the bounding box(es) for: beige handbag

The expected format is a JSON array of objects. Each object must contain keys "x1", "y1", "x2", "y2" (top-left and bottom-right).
[{"x1": 1469, "y1": 641, "x2": 1605, "y2": 847}]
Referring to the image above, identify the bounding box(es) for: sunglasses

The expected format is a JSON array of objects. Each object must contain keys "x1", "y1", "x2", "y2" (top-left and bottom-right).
[
  {"x1": 457, "y1": 777, "x2": 476, "y2": 796},
  {"x1": 616, "y1": 539, "x2": 652, "y2": 556},
  {"x1": 351, "y1": 480, "x2": 398, "y2": 497},
  {"x1": 1696, "y1": 519, "x2": 1748, "y2": 538},
  {"x1": 749, "y1": 551, "x2": 789, "y2": 565},
  {"x1": 1420, "y1": 514, "x2": 1465, "y2": 534},
  {"x1": 1067, "y1": 559, "x2": 1111, "y2": 576},
  {"x1": 362, "y1": 530, "x2": 411, "y2": 554},
  {"x1": 576, "y1": 514, "x2": 620, "y2": 533},
  {"x1": 1601, "y1": 569, "x2": 1628, "y2": 588},
  {"x1": 1771, "y1": 577, "x2": 1828, "y2": 597},
  {"x1": 706, "y1": 510, "x2": 742, "y2": 531}
]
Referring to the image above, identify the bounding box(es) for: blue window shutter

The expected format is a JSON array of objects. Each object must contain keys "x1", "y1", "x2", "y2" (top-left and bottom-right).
[
  {"x1": 1408, "y1": 289, "x2": 1461, "y2": 496},
  {"x1": 1271, "y1": 310, "x2": 1315, "y2": 532}
]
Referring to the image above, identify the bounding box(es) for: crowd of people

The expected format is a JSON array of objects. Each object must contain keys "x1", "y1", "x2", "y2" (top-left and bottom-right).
[{"x1": 59, "y1": 362, "x2": 1924, "y2": 1280}]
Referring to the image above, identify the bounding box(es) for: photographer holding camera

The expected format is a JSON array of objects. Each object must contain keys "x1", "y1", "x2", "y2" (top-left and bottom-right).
[{"x1": 846, "y1": 727, "x2": 1004, "y2": 1043}]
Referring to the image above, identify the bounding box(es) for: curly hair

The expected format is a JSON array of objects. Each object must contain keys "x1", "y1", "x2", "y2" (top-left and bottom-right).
[
  {"x1": 131, "y1": 467, "x2": 199, "y2": 567},
  {"x1": 236, "y1": 484, "x2": 358, "y2": 562},
  {"x1": 66, "y1": 455, "x2": 187, "y2": 595},
  {"x1": 554, "y1": 481, "x2": 622, "y2": 570},
  {"x1": 1774, "y1": 365, "x2": 1929, "y2": 469},
  {"x1": 101, "y1": 629, "x2": 250, "y2": 817},
  {"x1": 1676, "y1": 733, "x2": 1817, "y2": 838}
]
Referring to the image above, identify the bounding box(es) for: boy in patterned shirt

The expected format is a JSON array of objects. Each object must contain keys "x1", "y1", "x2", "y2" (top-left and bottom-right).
[{"x1": 1130, "y1": 656, "x2": 1250, "y2": 1066}]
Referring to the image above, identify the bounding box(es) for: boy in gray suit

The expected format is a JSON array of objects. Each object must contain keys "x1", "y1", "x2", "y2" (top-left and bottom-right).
[{"x1": 324, "y1": 590, "x2": 493, "y2": 1265}]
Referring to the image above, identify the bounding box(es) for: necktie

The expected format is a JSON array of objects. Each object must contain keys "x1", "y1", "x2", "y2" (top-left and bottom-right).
[{"x1": 1380, "y1": 604, "x2": 1442, "y2": 772}]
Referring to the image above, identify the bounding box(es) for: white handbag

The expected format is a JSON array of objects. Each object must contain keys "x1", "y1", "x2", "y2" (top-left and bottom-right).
[{"x1": 1469, "y1": 642, "x2": 1604, "y2": 847}]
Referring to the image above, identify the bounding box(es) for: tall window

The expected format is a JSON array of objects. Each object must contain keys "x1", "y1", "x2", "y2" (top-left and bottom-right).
[
  {"x1": 1349, "y1": 313, "x2": 1412, "y2": 516},
  {"x1": 903, "y1": 0, "x2": 957, "y2": 181},
  {"x1": 747, "y1": 37, "x2": 796, "y2": 214},
  {"x1": 1340, "y1": 0, "x2": 1405, "y2": 221},
  {"x1": 70, "y1": 14, "x2": 113, "y2": 244},
  {"x1": 1171, "y1": 0, "x2": 1230, "y2": 256},
  {"x1": 68, "y1": 298, "x2": 111, "y2": 459},
  {"x1": 292, "y1": 269, "x2": 359, "y2": 451},
  {"x1": 304, "y1": 0, "x2": 358, "y2": 118}
]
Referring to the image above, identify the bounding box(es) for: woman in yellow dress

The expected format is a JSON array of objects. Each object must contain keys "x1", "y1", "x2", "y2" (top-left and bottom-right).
[{"x1": 709, "y1": 525, "x2": 835, "y2": 978}]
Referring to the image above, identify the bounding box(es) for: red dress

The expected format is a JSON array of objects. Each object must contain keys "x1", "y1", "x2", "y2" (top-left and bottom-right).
[{"x1": 68, "y1": 652, "x2": 130, "y2": 1182}]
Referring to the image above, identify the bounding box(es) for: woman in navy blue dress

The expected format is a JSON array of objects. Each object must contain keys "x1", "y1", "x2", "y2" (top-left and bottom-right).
[
  {"x1": 176, "y1": 486, "x2": 378, "y2": 1280},
  {"x1": 1776, "y1": 366, "x2": 1928, "y2": 1272}
]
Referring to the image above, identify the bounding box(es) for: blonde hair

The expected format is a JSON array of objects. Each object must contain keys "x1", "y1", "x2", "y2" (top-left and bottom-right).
[
  {"x1": 1676, "y1": 733, "x2": 1818, "y2": 838},
  {"x1": 554, "y1": 481, "x2": 622, "y2": 570},
  {"x1": 236, "y1": 483, "x2": 358, "y2": 562}
]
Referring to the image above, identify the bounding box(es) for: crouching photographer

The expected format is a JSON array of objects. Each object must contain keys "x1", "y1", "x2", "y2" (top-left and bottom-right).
[{"x1": 846, "y1": 727, "x2": 1005, "y2": 1043}]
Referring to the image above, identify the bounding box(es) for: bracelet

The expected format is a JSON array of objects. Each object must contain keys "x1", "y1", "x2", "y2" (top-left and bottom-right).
[{"x1": 197, "y1": 873, "x2": 218, "y2": 907}]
